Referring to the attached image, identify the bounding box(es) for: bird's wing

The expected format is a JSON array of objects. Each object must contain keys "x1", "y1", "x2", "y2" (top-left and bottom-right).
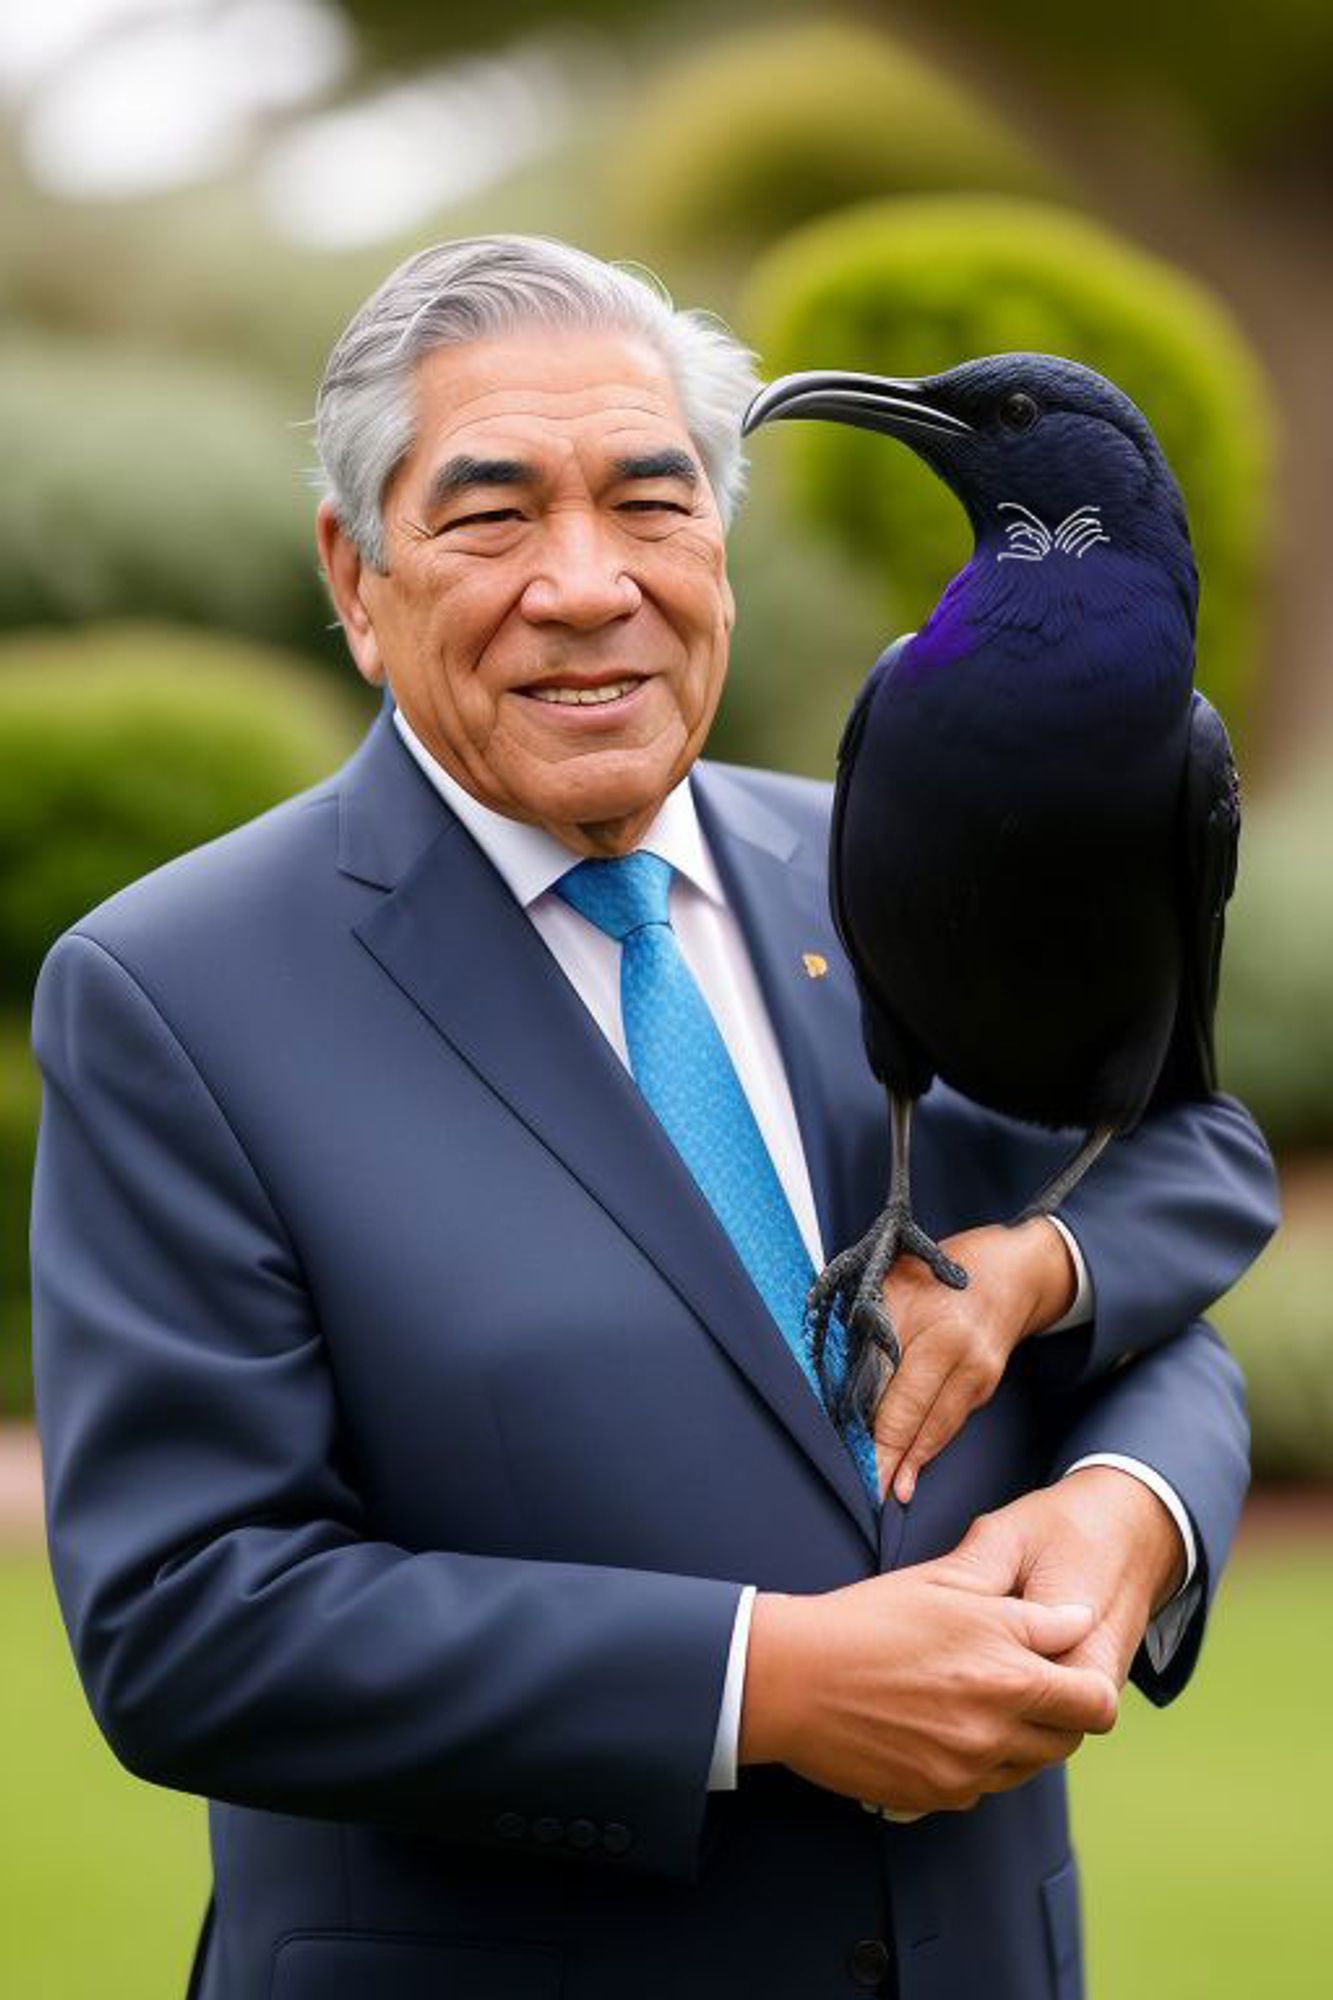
[
  {"x1": 829, "y1": 634, "x2": 934, "y2": 1095},
  {"x1": 1150, "y1": 689, "x2": 1241, "y2": 1106}
]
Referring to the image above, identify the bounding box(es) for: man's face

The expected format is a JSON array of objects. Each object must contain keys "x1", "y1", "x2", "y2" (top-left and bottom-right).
[{"x1": 326, "y1": 326, "x2": 736, "y2": 855}]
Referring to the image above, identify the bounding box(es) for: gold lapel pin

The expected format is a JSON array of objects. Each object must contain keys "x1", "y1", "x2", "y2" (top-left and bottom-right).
[{"x1": 802, "y1": 952, "x2": 829, "y2": 980}]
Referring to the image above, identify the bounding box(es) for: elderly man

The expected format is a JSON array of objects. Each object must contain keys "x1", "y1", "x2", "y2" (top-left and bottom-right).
[{"x1": 30, "y1": 235, "x2": 1276, "y2": 2000}]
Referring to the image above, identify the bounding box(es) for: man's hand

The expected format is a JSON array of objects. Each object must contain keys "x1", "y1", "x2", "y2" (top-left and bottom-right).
[
  {"x1": 738, "y1": 1561, "x2": 1118, "y2": 1817},
  {"x1": 940, "y1": 1466, "x2": 1188, "y2": 1690},
  {"x1": 873, "y1": 1218, "x2": 1078, "y2": 1505}
]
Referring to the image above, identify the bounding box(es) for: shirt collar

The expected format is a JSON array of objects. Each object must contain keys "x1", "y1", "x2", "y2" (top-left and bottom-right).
[{"x1": 392, "y1": 703, "x2": 725, "y2": 910}]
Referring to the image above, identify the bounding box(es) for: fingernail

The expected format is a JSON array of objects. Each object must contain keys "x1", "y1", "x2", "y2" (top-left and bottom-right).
[{"x1": 896, "y1": 1468, "x2": 915, "y2": 1503}]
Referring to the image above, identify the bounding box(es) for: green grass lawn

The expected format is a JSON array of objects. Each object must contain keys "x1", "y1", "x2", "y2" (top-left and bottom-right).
[
  {"x1": 1, "y1": 1542, "x2": 1327, "y2": 1997},
  {"x1": 1, "y1": 1556, "x2": 209, "y2": 1998},
  {"x1": 1070, "y1": 1539, "x2": 1330, "y2": 1997}
]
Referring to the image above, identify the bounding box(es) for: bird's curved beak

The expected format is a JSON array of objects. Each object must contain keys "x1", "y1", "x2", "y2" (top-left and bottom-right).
[{"x1": 741, "y1": 370, "x2": 972, "y2": 442}]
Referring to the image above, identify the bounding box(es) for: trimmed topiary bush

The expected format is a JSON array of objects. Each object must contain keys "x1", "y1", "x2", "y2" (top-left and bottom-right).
[
  {"x1": 0, "y1": 623, "x2": 369, "y2": 1413},
  {"x1": 1212, "y1": 1209, "x2": 1333, "y2": 1481},
  {"x1": 739, "y1": 196, "x2": 1275, "y2": 748},
  {"x1": 612, "y1": 19, "x2": 1050, "y2": 258},
  {"x1": 1217, "y1": 735, "x2": 1333, "y2": 1149},
  {"x1": 0, "y1": 623, "x2": 369, "y2": 1011},
  {"x1": 0, "y1": 336, "x2": 331, "y2": 652}
]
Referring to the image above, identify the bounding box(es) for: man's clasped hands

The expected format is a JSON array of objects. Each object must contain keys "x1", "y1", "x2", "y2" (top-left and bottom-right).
[{"x1": 738, "y1": 1219, "x2": 1187, "y2": 1817}]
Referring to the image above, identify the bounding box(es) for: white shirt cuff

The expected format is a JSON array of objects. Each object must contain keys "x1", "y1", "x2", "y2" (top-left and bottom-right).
[
  {"x1": 707, "y1": 1584, "x2": 757, "y2": 1791},
  {"x1": 1062, "y1": 1452, "x2": 1200, "y2": 1673},
  {"x1": 1035, "y1": 1214, "x2": 1093, "y2": 1334}
]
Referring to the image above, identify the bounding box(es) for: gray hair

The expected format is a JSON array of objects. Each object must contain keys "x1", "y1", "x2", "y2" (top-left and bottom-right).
[{"x1": 313, "y1": 233, "x2": 764, "y2": 571}]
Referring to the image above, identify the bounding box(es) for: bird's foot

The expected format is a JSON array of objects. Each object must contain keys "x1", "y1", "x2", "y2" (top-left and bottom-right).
[
  {"x1": 806, "y1": 1204, "x2": 969, "y2": 1424},
  {"x1": 885, "y1": 1211, "x2": 971, "y2": 1293}
]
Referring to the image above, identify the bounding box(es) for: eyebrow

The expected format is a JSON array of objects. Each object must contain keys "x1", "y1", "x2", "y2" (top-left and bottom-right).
[
  {"x1": 613, "y1": 448, "x2": 700, "y2": 487},
  {"x1": 422, "y1": 445, "x2": 701, "y2": 512},
  {"x1": 424, "y1": 455, "x2": 532, "y2": 508}
]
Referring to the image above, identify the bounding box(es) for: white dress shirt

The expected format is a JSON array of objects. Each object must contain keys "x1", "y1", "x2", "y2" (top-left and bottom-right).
[{"x1": 392, "y1": 707, "x2": 1200, "y2": 1798}]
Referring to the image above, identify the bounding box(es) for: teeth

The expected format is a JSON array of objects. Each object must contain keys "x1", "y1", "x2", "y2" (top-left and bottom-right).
[{"x1": 529, "y1": 679, "x2": 640, "y2": 706}]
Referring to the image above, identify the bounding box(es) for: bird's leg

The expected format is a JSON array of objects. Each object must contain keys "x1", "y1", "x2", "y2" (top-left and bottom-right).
[
  {"x1": 807, "y1": 1094, "x2": 970, "y2": 1431},
  {"x1": 1011, "y1": 1124, "x2": 1116, "y2": 1220}
]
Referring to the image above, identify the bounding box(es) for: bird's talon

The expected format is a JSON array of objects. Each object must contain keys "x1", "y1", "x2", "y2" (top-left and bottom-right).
[
  {"x1": 850, "y1": 1291, "x2": 901, "y2": 1374},
  {"x1": 900, "y1": 1221, "x2": 969, "y2": 1290}
]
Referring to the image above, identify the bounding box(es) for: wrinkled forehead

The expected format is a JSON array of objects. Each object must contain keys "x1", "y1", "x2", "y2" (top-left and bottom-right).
[{"x1": 407, "y1": 327, "x2": 693, "y2": 465}]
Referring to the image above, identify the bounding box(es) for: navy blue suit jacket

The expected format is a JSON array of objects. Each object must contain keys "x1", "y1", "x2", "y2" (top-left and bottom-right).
[{"x1": 29, "y1": 694, "x2": 1278, "y2": 2000}]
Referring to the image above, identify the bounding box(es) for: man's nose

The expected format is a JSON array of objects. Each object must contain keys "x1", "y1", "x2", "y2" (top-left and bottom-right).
[{"x1": 519, "y1": 514, "x2": 642, "y2": 627}]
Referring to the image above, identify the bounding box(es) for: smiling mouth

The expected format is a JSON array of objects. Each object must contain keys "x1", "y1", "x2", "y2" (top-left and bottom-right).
[{"x1": 521, "y1": 676, "x2": 646, "y2": 708}]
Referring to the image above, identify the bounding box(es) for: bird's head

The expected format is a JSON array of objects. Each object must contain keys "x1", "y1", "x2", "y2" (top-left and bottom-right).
[{"x1": 742, "y1": 353, "x2": 1195, "y2": 594}]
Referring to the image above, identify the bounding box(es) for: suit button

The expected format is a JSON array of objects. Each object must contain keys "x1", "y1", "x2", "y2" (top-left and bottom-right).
[
  {"x1": 532, "y1": 1816, "x2": 564, "y2": 1843},
  {"x1": 495, "y1": 1811, "x2": 526, "y2": 1841},
  {"x1": 601, "y1": 1822, "x2": 633, "y2": 1854},
  {"x1": 848, "y1": 1937, "x2": 892, "y2": 1988},
  {"x1": 567, "y1": 1818, "x2": 598, "y2": 1849}
]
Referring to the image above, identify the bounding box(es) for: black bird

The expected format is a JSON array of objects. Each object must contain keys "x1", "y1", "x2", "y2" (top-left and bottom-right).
[{"x1": 741, "y1": 354, "x2": 1240, "y2": 1434}]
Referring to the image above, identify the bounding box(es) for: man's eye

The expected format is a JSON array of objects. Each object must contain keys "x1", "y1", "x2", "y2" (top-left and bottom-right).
[
  {"x1": 618, "y1": 499, "x2": 690, "y2": 514},
  {"x1": 440, "y1": 508, "x2": 522, "y2": 531}
]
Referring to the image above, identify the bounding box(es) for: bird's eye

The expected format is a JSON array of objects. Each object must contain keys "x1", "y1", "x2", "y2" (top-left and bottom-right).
[{"x1": 999, "y1": 391, "x2": 1040, "y2": 433}]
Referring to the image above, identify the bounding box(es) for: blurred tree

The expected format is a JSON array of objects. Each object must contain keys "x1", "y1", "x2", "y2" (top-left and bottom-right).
[
  {"x1": 609, "y1": 16, "x2": 1050, "y2": 258},
  {"x1": 910, "y1": 0, "x2": 1333, "y2": 173},
  {"x1": 740, "y1": 194, "x2": 1274, "y2": 747},
  {"x1": 326, "y1": 0, "x2": 1333, "y2": 173},
  {"x1": 0, "y1": 158, "x2": 371, "y2": 393},
  {"x1": 0, "y1": 623, "x2": 369, "y2": 1011},
  {"x1": 0, "y1": 122, "x2": 616, "y2": 394},
  {"x1": 0, "y1": 336, "x2": 335, "y2": 657},
  {"x1": 333, "y1": 0, "x2": 660, "y2": 66}
]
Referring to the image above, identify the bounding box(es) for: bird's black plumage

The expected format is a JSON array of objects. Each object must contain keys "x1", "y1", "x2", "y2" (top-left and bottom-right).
[{"x1": 742, "y1": 354, "x2": 1241, "y2": 1431}]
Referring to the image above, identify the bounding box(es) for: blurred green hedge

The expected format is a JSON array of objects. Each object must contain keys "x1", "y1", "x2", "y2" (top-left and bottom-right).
[
  {"x1": 1213, "y1": 1208, "x2": 1333, "y2": 1480},
  {"x1": 1217, "y1": 735, "x2": 1333, "y2": 1148},
  {"x1": 0, "y1": 156, "x2": 402, "y2": 397},
  {"x1": 0, "y1": 623, "x2": 369, "y2": 1012},
  {"x1": 0, "y1": 622, "x2": 368, "y2": 1415},
  {"x1": 0, "y1": 336, "x2": 332, "y2": 653},
  {"x1": 739, "y1": 195, "x2": 1274, "y2": 748},
  {"x1": 614, "y1": 19, "x2": 1049, "y2": 259}
]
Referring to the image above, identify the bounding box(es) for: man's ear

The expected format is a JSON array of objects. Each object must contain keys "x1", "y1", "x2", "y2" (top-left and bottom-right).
[{"x1": 316, "y1": 499, "x2": 386, "y2": 687}]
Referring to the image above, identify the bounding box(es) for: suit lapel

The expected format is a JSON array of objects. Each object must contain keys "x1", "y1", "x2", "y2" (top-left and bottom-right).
[
  {"x1": 338, "y1": 704, "x2": 878, "y2": 1551},
  {"x1": 689, "y1": 762, "x2": 855, "y2": 1271}
]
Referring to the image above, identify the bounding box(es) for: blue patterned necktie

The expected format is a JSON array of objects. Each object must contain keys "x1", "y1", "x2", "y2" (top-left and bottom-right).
[{"x1": 554, "y1": 849, "x2": 881, "y2": 1507}]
